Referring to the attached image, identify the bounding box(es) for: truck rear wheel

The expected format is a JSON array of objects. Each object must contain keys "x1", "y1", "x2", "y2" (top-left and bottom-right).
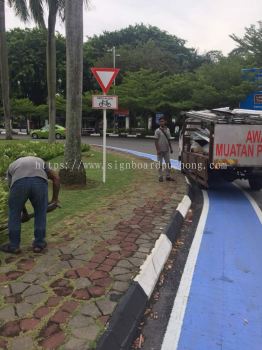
[{"x1": 249, "y1": 177, "x2": 262, "y2": 191}]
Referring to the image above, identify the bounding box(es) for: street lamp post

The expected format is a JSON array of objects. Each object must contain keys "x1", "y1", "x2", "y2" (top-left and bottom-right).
[
  {"x1": 58, "y1": 78, "x2": 62, "y2": 94},
  {"x1": 17, "y1": 80, "x2": 21, "y2": 98},
  {"x1": 111, "y1": 46, "x2": 120, "y2": 132}
]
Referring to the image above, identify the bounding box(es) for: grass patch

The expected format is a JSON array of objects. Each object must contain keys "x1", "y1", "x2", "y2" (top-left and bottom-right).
[{"x1": 0, "y1": 147, "x2": 138, "y2": 247}]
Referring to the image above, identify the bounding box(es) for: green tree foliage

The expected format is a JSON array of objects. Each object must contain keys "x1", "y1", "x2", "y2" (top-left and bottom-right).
[
  {"x1": 86, "y1": 24, "x2": 204, "y2": 74},
  {"x1": 6, "y1": 28, "x2": 66, "y2": 104},
  {"x1": 2, "y1": 23, "x2": 257, "y2": 124},
  {"x1": 116, "y1": 57, "x2": 254, "y2": 116},
  {"x1": 115, "y1": 70, "x2": 165, "y2": 112},
  {"x1": 194, "y1": 57, "x2": 255, "y2": 108},
  {"x1": 230, "y1": 21, "x2": 262, "y2": 66}
]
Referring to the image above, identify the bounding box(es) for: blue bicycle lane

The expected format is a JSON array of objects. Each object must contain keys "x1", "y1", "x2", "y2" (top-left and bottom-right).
[
  {"x1": 103, "y1": 146, "x2": 181, "y2": 170},
  {"x1": 174, "y1": 181, "x2": 262, "y2": 350},
  {"x1": 105, "y1": 146, "x2": 262, "y2": 349}
]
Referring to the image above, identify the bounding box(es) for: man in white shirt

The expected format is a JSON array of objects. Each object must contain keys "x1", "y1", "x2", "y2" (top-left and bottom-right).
[{"x1": 155, "y1": 117, "x2": 174, "y2": 182}]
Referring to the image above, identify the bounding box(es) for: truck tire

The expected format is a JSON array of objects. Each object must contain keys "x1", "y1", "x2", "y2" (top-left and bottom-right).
[{"x1": 249, "y1": 177, "x2": 262, "y2": 191}]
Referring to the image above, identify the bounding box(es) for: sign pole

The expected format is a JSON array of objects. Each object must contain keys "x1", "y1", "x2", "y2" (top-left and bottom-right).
[
  {"x1": 91, "y1": 67, "x2": 120, "y2": 184},
  {"x1": 103, "y1": 107, "x2": 107, "y2": 183}
]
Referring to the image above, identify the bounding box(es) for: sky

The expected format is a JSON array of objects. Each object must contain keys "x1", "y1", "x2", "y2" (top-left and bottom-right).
[{"x1": 5, "y1": 0, "x2": 262, "y2": 54}]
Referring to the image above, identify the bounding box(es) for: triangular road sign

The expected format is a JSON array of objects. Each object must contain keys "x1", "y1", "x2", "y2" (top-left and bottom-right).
[{"x1": 91, "y1": 68, "x2": 120, "y2": 94}]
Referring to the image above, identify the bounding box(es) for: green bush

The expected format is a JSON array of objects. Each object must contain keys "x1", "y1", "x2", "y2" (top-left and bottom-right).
[
  {"x1": 0, "y1": 180, "x2": 8, "y2": 229},
  {"x1": 118, "y1": 128, "x2": 128, "y2": 134},
  {"x1": 0, "y1": 142, "x2": 90, "y2": 177}
]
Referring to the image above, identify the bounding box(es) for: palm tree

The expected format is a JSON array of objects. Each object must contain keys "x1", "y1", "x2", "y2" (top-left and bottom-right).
[
  {"x1": 0, "y1": 0, "x2": 15, "y2": 139},
  {"x1": 13, "y1": 0, "x2": 63, "y2": 143},
  {"x1": 59, "y1": 0, "x2": 86, "y2": 185},
  {"x1": 0, "y1": 0, "x2": 29, "y2": 140},
  {"x1": 46, "y1": 0, "x2": 61, "y2": 143},
  {"x1": 0, "y1": 0, "x2": 61, "y2": 145}
]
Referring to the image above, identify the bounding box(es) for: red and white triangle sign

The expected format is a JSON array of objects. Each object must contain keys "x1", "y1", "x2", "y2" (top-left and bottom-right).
[{"x1": 91, "y1": 68, "x2": 120, "y2": 94}]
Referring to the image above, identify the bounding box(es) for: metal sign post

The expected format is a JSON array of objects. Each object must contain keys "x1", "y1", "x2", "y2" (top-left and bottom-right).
[
  {"x1": 102, "y1": 105, "x2": 107, "y2": 183},
  {"x1": 91, "y1": 68, "x2": 120, "y2": 183}
]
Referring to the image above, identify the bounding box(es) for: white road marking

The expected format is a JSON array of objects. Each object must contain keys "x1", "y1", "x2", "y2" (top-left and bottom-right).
[
  {"x1": 161, "y1": 190, "x2": 209, "y2": 350},
  {"x1": 234, "y1": 184, "x2": 262, "y2": 225},
  {"x1": 185, "y1": 176, "x2": 190, "y2": 185}
]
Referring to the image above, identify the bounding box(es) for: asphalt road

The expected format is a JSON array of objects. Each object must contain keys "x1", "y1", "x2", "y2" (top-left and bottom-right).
[{"x1": 82, "y1": 136, "x2": 180, "y2": 159}]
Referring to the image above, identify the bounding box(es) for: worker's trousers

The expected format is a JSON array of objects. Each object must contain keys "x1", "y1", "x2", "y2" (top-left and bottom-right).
[
  {"x1": 157, "y1": 151, "x2": 171, "y2": 178},
  {"x1": 8, "y1": 177, "x2": 48, "y2": 248}
]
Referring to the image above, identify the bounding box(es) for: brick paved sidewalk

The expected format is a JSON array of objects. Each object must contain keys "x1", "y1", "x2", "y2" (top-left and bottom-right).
[{"x1": 0, "y1": 158, "x2": 187, "y2": 350}]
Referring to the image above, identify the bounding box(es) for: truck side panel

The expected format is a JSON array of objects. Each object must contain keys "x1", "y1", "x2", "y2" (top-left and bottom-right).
[{"x1": 213, "y1": 125, "x2": 262, "y2": 167}]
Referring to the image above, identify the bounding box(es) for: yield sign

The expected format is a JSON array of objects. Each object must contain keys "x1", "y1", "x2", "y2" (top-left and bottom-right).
[{"x1": 91, "y1": 68, "x2": 120, "y2": 94}]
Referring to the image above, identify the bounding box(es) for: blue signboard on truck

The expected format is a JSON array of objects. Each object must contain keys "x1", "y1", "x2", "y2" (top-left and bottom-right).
[{"x1": 240, "y1": 68, "x2": 262, "y2": 110}]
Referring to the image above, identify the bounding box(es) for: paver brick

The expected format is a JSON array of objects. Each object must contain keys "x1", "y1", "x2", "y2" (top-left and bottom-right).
[
  {"x1": 89, "y1": 271, "x2": 109, "y2": 281},
  {"x1": 81, "y1": 302, "x2": 101, "y2": 318},
  {"x1": 0, "y1": 338, "x2": 8, "y2": 349},
  {"x1": 97, "y1": 264, "x2": 113, "y2": 272},
  {"x1": 40, "y1": 331, "x2": 65, "y2": 349},
  {"x1": 24, "y1": 292, "x2": 47, "y2": 305},
  {"x1": 16, "y1": 303, "x2": 32, "y2": 318},
  {"x1": 39, "y1": 321, "x2": 61, "y2": 338},
  {"x1": 112, "y1": 281, "x2": 130, "y2": 292},
  {"x1": 61, "y1": 301, "x2": 79, "y2": 313},
  {"x1": 46, "y1": 296, "x2": 61, "y2": 307},
  {"x1": 72, "y1": 289, "x2": 90, "y2": 300},
  {"x1": 11, "y1": 335, "x2": 34, "y2": 350},
  {"x1": 103, "y1": 258, "x2": 118, "y2": 267},
  {"x1": 115, "y1": 273, "x2": 134, "y2": 282},
  {"x1": 0, "y1": 286, "x2": 11, "y2": 297},
  {"x1": 74, "y1": 277, "x2": 91, "y2": 289},
  {"x1": 63, "y1": 338, "x2": 88, "y2": 350},
  {"x1": 0, "y1": 306, "x2": 16, "y2": 322},
  {"x1": 22, "y1": 285, "x2": 45, "y2": 297},
  {"x1": 94, "y1": 277, "x2": 112, "y2": 288},
  {"x1": 20, "y1": 318, "x2": 39, "y2": 332},
  {"x1": 50, "y1": 310, "x2": 70, "y2": 324},
  {"x1": 71, "y1": 323, "x2": 100, "y2": 341},
  {"x1": 10, "y1": 282, "x2": 29, "y2": 295},
  {"x1": 98, "y1": 315, "x2": 110, "y2": 326},
  {"x1": 88, "y1": 286, "x2": 105, "y2": 297},
  {"x1": 96, "y1": 299, "x2": 117, "y2": 315},
  {"x1": 0, "y1": 321, "x2": 20, "y2": 337},
  {"x1": 53, "y1": 287, "x2": 73, "y2": 297},
  {"x1": 6, "y1": 271, "x2": 24, "y2": 281},
  {"x1": 68, "y1": 315, "x2": 93, "y2": 329},
  {"x1": 34, "y1": 306, "x2": 50, "y2": 319},
  {"x1": 111, "y1": 267, "x2": 130, "y2": 275}
]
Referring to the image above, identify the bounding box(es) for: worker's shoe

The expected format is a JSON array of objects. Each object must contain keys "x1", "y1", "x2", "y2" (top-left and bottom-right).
[
  {"x1": 0, "y1": 244, "x2": 21, "y2": 255},
  {"x1": 32, "y1": 242, "x2": 47, "y2": 254},
  {"x1": 166, "y1": 176, "x2": 175, "y2": 181},
  {"x1": 159, "y1": 176, "x2": 164, "y2": 182}
]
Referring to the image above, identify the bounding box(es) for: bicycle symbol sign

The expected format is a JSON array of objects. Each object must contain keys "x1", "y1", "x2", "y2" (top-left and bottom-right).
[{"x1": 92, "y1": 95, "x2": 118, "y2": 110}]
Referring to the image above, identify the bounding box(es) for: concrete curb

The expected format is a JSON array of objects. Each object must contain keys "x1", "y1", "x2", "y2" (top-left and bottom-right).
[{"x1": 96, "y1": 178, "x2": 194, "y2": 350}]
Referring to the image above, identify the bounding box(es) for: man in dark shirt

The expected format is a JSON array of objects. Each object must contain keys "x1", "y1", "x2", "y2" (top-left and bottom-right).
[{"x1": 1, "y1": 156, "x2": 60, "y2": 254}]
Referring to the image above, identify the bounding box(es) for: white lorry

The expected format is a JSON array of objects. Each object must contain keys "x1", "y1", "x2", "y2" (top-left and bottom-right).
[{"x1": 179, "y1": 108, "x2": 262, "y2": 189}]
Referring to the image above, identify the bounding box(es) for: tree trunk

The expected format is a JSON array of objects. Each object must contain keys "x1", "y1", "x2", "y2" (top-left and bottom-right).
[
  {"x1": 47, "y1": 3, "x2": 57, "y2": 143},
  {"x1": 60, "y1": 0, "x2": 86, "y2": 185},
  {"x1": 0, "y1": 0, "x2": 12, "y2": 140}
]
